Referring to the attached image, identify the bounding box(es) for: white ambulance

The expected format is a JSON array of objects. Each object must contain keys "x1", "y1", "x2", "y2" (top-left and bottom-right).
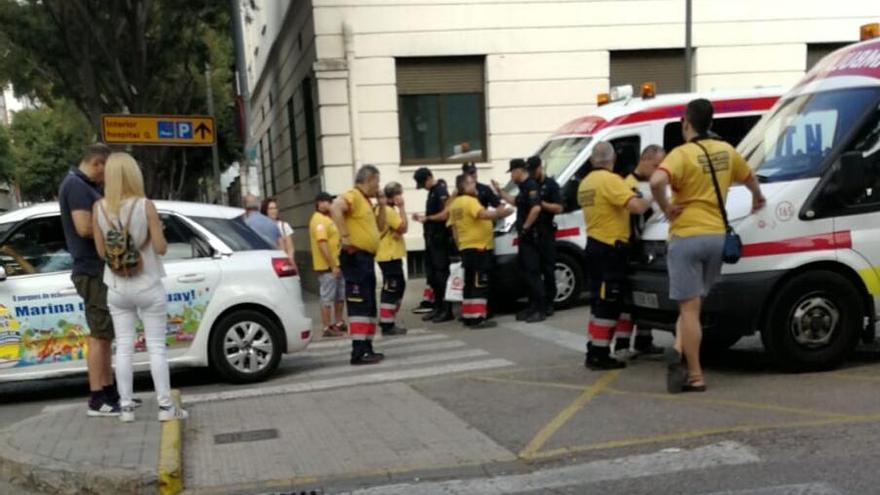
[
  {"x1": 493, "y1": 85, "x2": 782, "y2": 308},
  {"x1": 630, "y1": 24, "x2": 880, "y2": 370}
]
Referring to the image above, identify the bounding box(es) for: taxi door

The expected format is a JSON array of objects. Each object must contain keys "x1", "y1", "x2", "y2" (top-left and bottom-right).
[
  {"x1": 155, "y1": 213, "x2": 221, "y2": 352},
  {"x1": 0, "y1": 213, "x2": 90, "y2": 373}
]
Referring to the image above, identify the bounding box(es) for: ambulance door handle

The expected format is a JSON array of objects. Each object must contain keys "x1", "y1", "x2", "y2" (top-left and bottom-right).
[
  {"x1": 177, "y1": 274, "x2": 205, "y2": 283},
  {"x1": 58, "y1": 287, "x2": 78, "y2": 296}
]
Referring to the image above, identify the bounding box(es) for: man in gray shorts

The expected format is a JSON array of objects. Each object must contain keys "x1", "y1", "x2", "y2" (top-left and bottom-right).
[
  {"x1": 651, "y1": 99, "x2": 765, "y2": 393},
  {"x1": 309, "y1": 192, "x2": 347, "y2": 337}
]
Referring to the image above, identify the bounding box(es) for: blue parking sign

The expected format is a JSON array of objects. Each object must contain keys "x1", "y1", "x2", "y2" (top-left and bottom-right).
[
  {"x1": 176, "y1": 122, "x2": 193, "y2": 139},
  {"x1": 157, "y1": 121, "x2": 175, "y2": 139}
]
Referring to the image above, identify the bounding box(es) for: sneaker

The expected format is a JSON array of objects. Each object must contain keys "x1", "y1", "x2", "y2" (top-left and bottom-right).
[
  {"x1": 383, "y1": 325, "x2": 408, "y2": 336},
  {"x1": 120, "y1": 406, "x2": 136, "y2": 423},
  {"x1": 158, "y1": 405, "x2": 189, "y2": 422},
  {"x1": 351, "y1": 352, "x2": 383, "y2": 365},
  {"x1": 613, "y1": 348, "x2": 638, "y2": 362},
  {"x1": 365, "y1": 340, "x2": 385, "y2": 359},
  {"x1": 421, "y1": 311, "x2": 437, "y2": 321},
  {"x1": 412, "y1": 303, "x2": 434, "y2": 314},
  {"x1": 634, "y1": 341, "x2": 665, "y2": 356},
  {"x1": 87, "y1": 400, "x2": 121, "y2": 417},
  {"x1": 469, "y1": 320, "x2": 497, "y2": 330},
  {"x1": 431, "y1": 309, "x2": 454, "y2": 323},
  {"x1": 515, "y1": 309, "x2": 531, "y2": 321}
]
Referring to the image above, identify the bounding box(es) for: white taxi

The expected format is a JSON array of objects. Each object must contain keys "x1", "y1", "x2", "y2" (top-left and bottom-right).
[{"x1": 0, "y1": 201, "x2": 312, "y2": 383}]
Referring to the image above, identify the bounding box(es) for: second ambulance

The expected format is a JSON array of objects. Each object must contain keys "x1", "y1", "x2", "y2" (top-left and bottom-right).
[{"x1": 631, "y1": 24, "x2": 880, "y2": 371}]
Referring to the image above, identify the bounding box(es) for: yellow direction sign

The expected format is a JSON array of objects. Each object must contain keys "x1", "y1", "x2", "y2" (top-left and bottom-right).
[{"x1": 102, "y1": 114, "x2": 216, "y2": 146}]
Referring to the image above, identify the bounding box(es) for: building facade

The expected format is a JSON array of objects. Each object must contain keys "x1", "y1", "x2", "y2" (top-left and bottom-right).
[{"x1": 241, "y1": 0, "x2": 880, "y2": 280}]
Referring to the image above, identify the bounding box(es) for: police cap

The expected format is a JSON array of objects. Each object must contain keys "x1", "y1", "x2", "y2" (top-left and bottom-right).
[
  {"x1": 507, "y1": 158, "x2": 527, "y2": 172},
  {"x1": 526, "y1": 155, "x2": 542, "y2": 171}
]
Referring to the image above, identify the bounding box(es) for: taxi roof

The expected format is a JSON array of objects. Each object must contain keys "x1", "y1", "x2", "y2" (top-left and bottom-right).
[
  {"x1": 553, "y1": 87, "x2": 784, "y2": 138},
  {"x1": 0, "y1": 200, "x2": 244, "y2": 224}
]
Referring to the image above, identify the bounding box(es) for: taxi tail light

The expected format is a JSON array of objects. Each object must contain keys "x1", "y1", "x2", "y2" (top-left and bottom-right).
[
  {"x1": 597, "y1": 92, "x2": 610, "y2": 106},
  {"x1": 861, "y1": 23, "x2": 880, "y2": 41},
  {"x1": 272, "y1": 257, "x2": 298, "y2": 277},
  {"x1": 641, "y1": 81, "x2": 657, "y2": 99}
]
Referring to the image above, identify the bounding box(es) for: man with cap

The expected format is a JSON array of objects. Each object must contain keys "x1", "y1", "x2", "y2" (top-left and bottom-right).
[
  {"x1": 495, "y1": 159, "x2": 545, "y2": 323},
  {"x1": 309, "y1": 192, "x2": 346, "y2": 338},
  {"x1": 412, "y1": 167, "x2": 455, "y2": 323},
  {"x1": 528, "y1": 155, "x2": 563, "y2": 317},
  {"x1": 462, "y1": 162, "x2": 501, "y2": 209},
  {"x1": 330, "y1": 165, "x2": 386, "y2": 365}
]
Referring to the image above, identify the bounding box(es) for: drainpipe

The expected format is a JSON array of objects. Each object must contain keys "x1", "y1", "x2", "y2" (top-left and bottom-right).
[{"x1": 343, "y1": 22, "x2": 361, "y2": 181}]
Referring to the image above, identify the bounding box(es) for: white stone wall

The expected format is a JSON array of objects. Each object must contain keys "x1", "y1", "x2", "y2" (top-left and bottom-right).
[{"x1": 246, "y1": 0, "x2": 880, "y2": 252}]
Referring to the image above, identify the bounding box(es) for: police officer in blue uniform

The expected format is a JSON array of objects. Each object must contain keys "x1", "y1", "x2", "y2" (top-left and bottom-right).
[
  {"x1": 496, "y1": 158, "x2": 545, "y2": 323},
  {"x1": 528, "y1": 156, "x2": 563, "y2": 316},
  {"x1": 462, "y1": 162, "x2": 501, "y2": 209},
  {"x1": 413, "y1": 167, "x2": 455, "y2": 323}
]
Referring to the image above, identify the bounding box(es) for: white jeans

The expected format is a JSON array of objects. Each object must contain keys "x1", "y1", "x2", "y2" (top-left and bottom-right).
[{"x1": 107, "y1": 283, "x2": 172, "y2": 409}]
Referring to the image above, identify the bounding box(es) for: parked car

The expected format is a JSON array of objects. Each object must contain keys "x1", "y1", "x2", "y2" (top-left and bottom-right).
[{"x1": 0, "y1": 201, "x2": 312, "y2": 383}]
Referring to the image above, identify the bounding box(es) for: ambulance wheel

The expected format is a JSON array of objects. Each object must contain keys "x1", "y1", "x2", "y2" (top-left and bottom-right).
[
  {"x1": 554, "y1": 252, "x2": 583, "y2": 309},
  {"x1": 762, "y1": 271, "x2": 862, "y2": 371},
  {"x1": 210, "y1": 309, "x2": 283, "y2": 383}
]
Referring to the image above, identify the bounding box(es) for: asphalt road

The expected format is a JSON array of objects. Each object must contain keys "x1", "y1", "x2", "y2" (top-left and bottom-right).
[{"x1": 3, "y1": 284, "x2": 880, "y2": 494}]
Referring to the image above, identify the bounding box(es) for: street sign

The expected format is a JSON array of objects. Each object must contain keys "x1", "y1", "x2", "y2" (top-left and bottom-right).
[{"x1": 101, "y1": 114, "x2": 216, "y2": 146}]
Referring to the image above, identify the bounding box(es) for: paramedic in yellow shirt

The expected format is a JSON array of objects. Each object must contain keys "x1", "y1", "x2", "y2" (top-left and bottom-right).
[
  {"x1": 578, "y1": 141, "x2": 650, "y2": 371},
  {"x1": 330, "y1": 165, "x2": 387, "y2": 365},
  {"x1": 309, "y1": 192, "x2": 347, "y2": 338},
  {"x1": 375, "y1": 182, "x2": 408, "y2": 336},
  {"x1": 448, "y1": 173, "x2": 513, "y2": 329},
  {"x1": 650, "y1": 98, "x2": 765, "y2": 393}
]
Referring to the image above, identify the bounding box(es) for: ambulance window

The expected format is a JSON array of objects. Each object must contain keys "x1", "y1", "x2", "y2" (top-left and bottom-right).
[
  {"x1": 0, "y1": 216, "x2": 72, "y2": 276},
  {"x1": 821, "y1": 106, "x2": 880, "y2": 212},
  {"x1": 536, "y1": 137, "x2": 591, "y2": 179},
  {"x1": 662, "y1": 115, "x2": 761, "y2": 151},
  {"x1": 610, "y1": 135, "x2": 641, "y2": 177}
]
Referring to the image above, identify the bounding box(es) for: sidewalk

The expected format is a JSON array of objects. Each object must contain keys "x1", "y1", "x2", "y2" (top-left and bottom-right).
[{"x1": 0, "y1": 397, "x2": 171, "y2": 495}]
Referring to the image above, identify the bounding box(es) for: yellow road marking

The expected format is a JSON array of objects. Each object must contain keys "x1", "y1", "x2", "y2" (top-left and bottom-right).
[
  {"x1": 519, "y1": 370, "x2": 621, "y2": 460},
  {"x1": 469, "y1": 375, "x2": 585, "y2": 391},
  {"x1": 604, "y1": 387, "x2": 857, "y2": 419},
  {"x1": 159, "y1": 390, "x2": 184, "y2": 495},
  {"x1": 529, "y1": 412, "x2": 880, "y2": 460}
]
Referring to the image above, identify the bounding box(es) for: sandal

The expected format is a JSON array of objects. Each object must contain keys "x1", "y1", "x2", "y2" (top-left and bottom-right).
[
  {"x1": 322, "y1": 326, "x2": 345, "y2": 338},
  {"x1": 333, "y1": 322, "x2": 348, "y2": 334},
  {"x1": 664, "y1": 347, "x2": 687, "y2": 394},
  {"x1": 682, "y1": 383, "x2": 707, "y2": 393}
]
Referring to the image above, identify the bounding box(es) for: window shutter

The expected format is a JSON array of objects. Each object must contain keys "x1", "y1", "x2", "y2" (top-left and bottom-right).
[
  {"x1": 396, "y1": 57, "x2": 485, "y2": 95},
  {"x1": 610, "y1": 49, "x2": 687, "y2": 94},
  {"x1": 807, "y1": 43, "x2": 850, "y2": 71}
]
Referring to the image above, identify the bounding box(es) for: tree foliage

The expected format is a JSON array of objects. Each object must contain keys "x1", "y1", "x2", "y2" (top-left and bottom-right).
[
  {"x1": 0, "y1": 0, "x2": 242, "y2": 200},
  {"x1": 8, "y1": 102, "x2": 93, "y2": 202}
]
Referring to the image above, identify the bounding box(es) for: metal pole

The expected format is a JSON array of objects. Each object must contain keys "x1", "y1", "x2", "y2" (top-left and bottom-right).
[
  {"x1": 685, "y1": 0, "x2": 693, "y2": 92},
  {"x1": 205, "y1": 63, "x2": 225, "y2": 205},
  {"x1": 231, "y1": 0, "x2": 253, "y2": 202}
]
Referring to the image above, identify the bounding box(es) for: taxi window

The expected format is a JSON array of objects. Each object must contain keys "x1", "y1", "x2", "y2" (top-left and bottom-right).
[
  {"x1": 0, "y1": 216, "x2": 72, "y2": 276},
  {"x1": 160, "y1": 214, "x2": 212, "y2": 260},
  {"x1": 190, "y1": 216, "x2": 272, "y2": 251}
]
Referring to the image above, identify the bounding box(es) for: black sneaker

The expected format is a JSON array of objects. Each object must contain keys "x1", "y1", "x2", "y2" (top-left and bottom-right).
[
  {"x1": 469, "y1": 320, "x2": 497, "y2": 330},
  {"x1": 383, "y1": 325, "x2": 408, "y2": 336},
  {"x1": 525, "y1": 311, "x2": 546, "y2": 323},
  {"x1": 351, "y1": 352, "x2": 383, "y2": 365},
  {"x1": 413, "y1": 304, "x2": 434, "y2": 314},
  {"x1": 515, "y1": 309, "x2": 531, "y2": 321},
  {"x1": 421, "y1": 311, "x2": 437, "y2": 321},
  {"x1": 545, "y1": 306, "x2": 555, "y2": 317},
  {"x1": 431, "y1": 309, "x2": 455, "y2": 323},
  {"x1": 365, "y1": 340, "x2": 385, "y2": 360},
  {"x1": 634, "y1": 337, "x2": 664, "y2": 356},
  {"x1": 585, "y1": 351, "x2": 627, "y2": 370},
  {"x1": 87, "y1": 399, "x2": 121, "y2": 417}
]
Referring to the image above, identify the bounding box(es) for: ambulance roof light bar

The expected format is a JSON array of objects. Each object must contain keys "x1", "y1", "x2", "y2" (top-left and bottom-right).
[
  {"x1": 641, "y1": 82, "x2": 657, "y2": 99},
  {"x1": 862, "y1": 23, "x2": 880, "y2": 41}
]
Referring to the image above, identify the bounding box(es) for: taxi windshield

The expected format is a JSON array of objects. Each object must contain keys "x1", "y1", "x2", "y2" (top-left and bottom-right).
[
  {"x1": 739, "y1": 87, "x2": 880, "y2": 183},
  {"x1": 503, "y1": 136, "x2": 591, "y2": 195}
]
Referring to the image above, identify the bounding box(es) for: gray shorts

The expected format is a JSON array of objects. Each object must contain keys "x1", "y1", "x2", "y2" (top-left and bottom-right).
[
  {"x1": 667, "y1": 234, "x2": 725, "y2": 301},
  {"x1": 318, "y1": 271, "x2": 345, "y2": 305}
]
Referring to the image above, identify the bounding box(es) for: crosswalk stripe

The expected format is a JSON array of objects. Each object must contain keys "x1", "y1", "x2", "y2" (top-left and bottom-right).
[
  {"x1": 183, "y1": 358, "x2": 514, "y2": 405},
  {"x1": 306, "y1": 328, "x2": 432, "y2": 350},
  {"x1": 300, "y1": 334, "x2": 449, "y2": 356},
  {"x1": 507, "y1": 321, "x2": 585, "y2": 353},
  {"x1": 293, "y1": 348, "x2": 490, "y2": 379},
  {"x1": 346, "y1": 441, "x2": 760, "y2": 495},
  {"x1": 701, "y1": 483, "x2": 843, "y2": 495}
]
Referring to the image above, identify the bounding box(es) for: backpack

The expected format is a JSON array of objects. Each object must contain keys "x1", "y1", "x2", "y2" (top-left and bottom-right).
[{"x1": 98, "y1": 200, "x2": 148, "y2": 277}]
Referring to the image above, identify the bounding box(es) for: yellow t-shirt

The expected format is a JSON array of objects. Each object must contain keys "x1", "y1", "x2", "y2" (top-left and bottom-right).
[
  {"x1": 309, "y1": 212, "x2": 340, "y2": 271},
  {"x1": 341, "y1": 188, "x2": 380, "y2": 254},
  {"x1": 578, "y1": 169, "x2": 635, "y2": 246},
  {"x1": 658, "y1": 139, "x2": 752, "y2": 238},
  {"x1": 624, "y1": 174, "x2": 638, "y2": 189},
  {"x1": 449, "y1": 195, "x2": 493, "y2": 251},
  {"x1": 375, "y1": 205, "x2": 406, "y2": 262}
]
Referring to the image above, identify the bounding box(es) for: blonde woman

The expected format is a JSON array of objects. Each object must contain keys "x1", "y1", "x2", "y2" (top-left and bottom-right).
[{"x1": 92, "y1": 152, "x2": 188, "y2": 423}]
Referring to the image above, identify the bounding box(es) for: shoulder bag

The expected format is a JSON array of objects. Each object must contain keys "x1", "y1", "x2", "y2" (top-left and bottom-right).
[{"x1": 692, "y1": 141, "x2": 742, "y2": 264}]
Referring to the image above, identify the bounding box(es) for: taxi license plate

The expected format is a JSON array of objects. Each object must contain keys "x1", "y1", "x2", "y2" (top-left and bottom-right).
[{"x1": 632, "y1": 291, "x2": 659, "y2": 309}]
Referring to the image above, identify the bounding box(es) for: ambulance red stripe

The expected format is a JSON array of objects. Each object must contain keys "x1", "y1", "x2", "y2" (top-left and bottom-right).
[{"x1": 741, "y1": 231, "x2": 852, "y2": 258}]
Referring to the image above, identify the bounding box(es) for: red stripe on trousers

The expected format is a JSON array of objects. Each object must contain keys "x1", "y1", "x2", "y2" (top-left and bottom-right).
[
  {"x1": 461, "y1": 302, "x2": 486, "y2": 314},
  {"x1": 616, "y1": 319, "x2": 634, "y2": 332},
  {"x1": 588, "y1": 321, "x2": 614, "y2": 341},
  {"x1": 423, "y1": 287, "x2": 434, "y2": 301},
  {"x1": 379, "y1": 307, "x2": 395, "y2": 319},
  {"x1": 350, "y1": 321, "x2": 376, "y2": 336}
]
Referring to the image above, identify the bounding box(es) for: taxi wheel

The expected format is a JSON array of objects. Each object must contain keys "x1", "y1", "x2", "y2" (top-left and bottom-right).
[
  {"x1": 554, "y1": 252, "x2": 583, "y2": 309},
  {"x1": 210, "y1": 309, "x2": 283, "y2": 383},
  {"x1": 762, "y1": 271, "x2": 863, "y2": 372}
]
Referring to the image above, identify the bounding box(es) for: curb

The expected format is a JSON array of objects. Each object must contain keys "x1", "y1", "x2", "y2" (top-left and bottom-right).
[{"x1": 159, "y1": 389, "x2": 184, "y2": 495}]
